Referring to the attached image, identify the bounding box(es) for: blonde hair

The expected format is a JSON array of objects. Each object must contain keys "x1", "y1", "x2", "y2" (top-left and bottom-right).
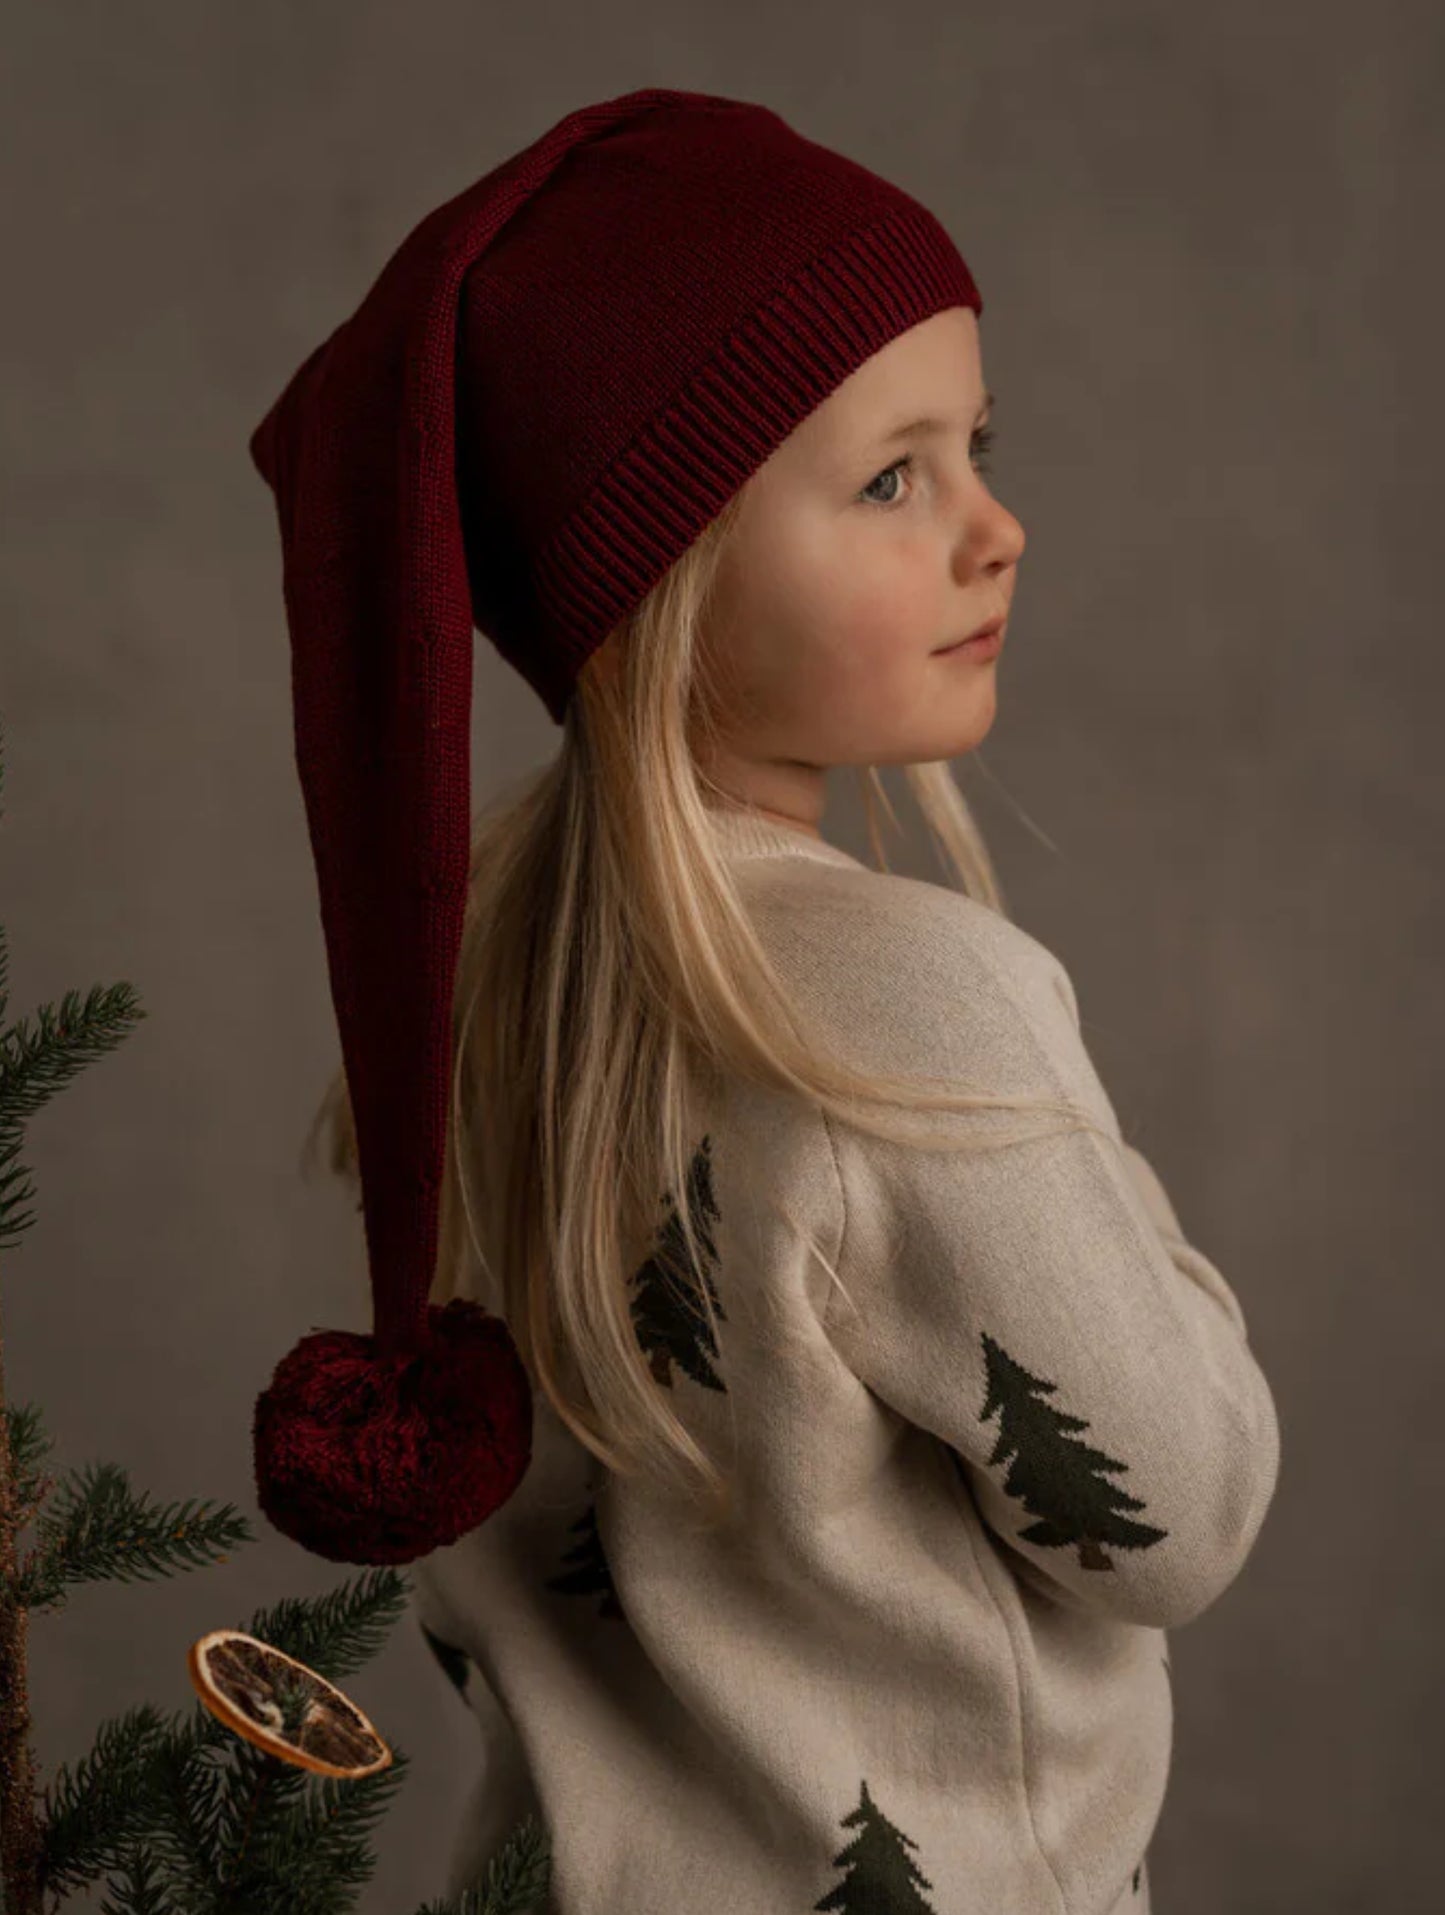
[{"x1": 300, "y1": 485, "x2": 1112, "y2": 1532}]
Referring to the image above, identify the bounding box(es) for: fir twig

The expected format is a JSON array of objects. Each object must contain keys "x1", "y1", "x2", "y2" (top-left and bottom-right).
[
  {"x1": 33, "y1": 1704, "x2": 172, "y2": 1899},
  {"x1": 95, "y1": 1837, "x2": 187, "y2": 1915},
  {"x1": 126, "y1": 1716, "x2": 234, "y2": 1906},
  {"x1": 0, "y1": 984, "x2": 147, "y2": 1251},
  {"x1": 412, "y1": 1812, "x2": 554, "y2": 1915},
  {"x1": 229, "y1": 1564, "x2": 412, "y2": 1685},
  {"x1": 227, "y1": 1743, "x2": 410, "y2": 1915},
  {"x1": 16, "y1": 1461, "x2": 254, "y2": 1609},
  {"x1": 1, "y1": 1404, "x2": 57, "y2": 1538}
]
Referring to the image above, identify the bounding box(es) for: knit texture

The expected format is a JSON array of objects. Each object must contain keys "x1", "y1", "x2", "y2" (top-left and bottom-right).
[
  {"x1": 457, "y1": 123, "x2": 981, "y2": 719},
  {"x1": 408, "y1": 810, "x2": 1281, "y2": 1913}
]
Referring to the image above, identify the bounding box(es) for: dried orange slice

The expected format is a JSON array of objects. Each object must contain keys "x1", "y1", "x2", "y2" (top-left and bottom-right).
[{"x1": 186, "y1": 1628, "x2": 393, "y2": 1779}]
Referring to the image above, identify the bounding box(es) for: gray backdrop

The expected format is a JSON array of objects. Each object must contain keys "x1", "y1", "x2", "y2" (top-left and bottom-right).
[{"x1": 2, "y1": 3, "x2": 1440, "y2": 1910}]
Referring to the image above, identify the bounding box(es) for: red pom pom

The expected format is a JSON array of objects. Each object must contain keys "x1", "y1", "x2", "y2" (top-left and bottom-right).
[{"x1": 252, "y1": 1296, "x2": 533, "y2": 1564}]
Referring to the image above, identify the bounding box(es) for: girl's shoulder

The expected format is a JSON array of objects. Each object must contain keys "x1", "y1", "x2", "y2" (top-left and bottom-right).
[{"x1": 735, "y1": 853, "x2": 1081, "y2": 1039}]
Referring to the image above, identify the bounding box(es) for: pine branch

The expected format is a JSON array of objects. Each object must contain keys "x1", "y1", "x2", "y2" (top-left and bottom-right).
[
  {"x1": 95, "y1": 1838, "x2": 186, "y2": 1915},
  {"x1": 34, "y1": 1566, "x2": 424, "y2": 1912},
  {"x1": 2, "y1": 1405, "x2": 53, "y2": 1496},
  {"x1": 412, "y1": 1814, "x2": 554, "y2": 1915},
  {"x1": 34, "y1": 1704, "x2": 173, "y2": 1899},
  {"x1": 0, "y1": 1119, "x2": 38, "y2": 1253},
  {"x1": 230, "y1": 1564, "x2": 412, "y2": 1685},
  {"x1": 234, "y1": 1747, "x2": 411, "y2": 1915},
  {"x1": 1, "y1": 1405, "x2": 56, "y2": 1538},
  {"x1": 206, "y1": 1734, "x2": 310, "y2": 1909},
  {"x1": 17, "y1": 1462, "x2": 254, "y2": 1608},
  {"x1": 0, "y1": 979, "x2": 145, "y2": 1254},
  {"x1": 126, "y1": 1716, "x2": 235, "y2": 1909},
  {"x1": 0, "y1": 984, "x2": 148, "y2": 1128},
  {"x1": 285, "y1": 1741, "x2": 410, "y2": 1887}
]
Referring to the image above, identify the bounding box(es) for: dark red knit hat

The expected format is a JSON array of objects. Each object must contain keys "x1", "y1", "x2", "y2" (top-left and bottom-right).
[{"x1": 247, "y1": 84, "x2": 983, "y2": 1564}]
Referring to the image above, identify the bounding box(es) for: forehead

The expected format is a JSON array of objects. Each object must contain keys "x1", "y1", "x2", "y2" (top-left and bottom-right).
[{"x1": 798, "y1": 307, "x2": 986, "y2": 449}]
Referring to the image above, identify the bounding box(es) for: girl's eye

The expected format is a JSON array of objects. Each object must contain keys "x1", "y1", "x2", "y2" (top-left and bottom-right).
[{"x1": 858, "y1": 425, "x2": 997, "y2": 509}]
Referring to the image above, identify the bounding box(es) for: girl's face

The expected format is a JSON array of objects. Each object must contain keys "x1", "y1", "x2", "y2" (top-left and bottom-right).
[{"x1": 695, "y1": 306, "x2": 1024, "y2": 836}]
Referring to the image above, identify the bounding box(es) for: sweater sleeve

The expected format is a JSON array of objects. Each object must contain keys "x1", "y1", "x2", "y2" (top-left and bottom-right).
[{"x1": 817, "y1": 889, "x2": 1280, "y2": 1632}]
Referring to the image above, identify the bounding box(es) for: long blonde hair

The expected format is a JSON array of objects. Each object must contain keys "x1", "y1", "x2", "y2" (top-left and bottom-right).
[{"x1": 300, "y1": 485, "x2": 1112, "y2": 1531}]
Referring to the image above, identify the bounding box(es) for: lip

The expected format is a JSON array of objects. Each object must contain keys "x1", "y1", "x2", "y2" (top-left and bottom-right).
[{"x1": 934, "y1": 618, "x2": 1006, "y2": 658}]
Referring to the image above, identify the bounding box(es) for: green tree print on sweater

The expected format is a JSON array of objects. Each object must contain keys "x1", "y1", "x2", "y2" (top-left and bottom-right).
[
  {"x1": 814, "y1": 1778, "x2": 939, "y2": 1913},
  {"x1": 628, "y1": 1135, "x2": 728, "y2": 1392},
  {"x1": 978, "y1": 1331, "x2": 1168, "y2": 1572},
  {"x1": 549, "y1": 1136, "x2": 726, "y2": 1622},
  {"x1": 545, "y1": 1500, "x2": 624, "y2": 1618}
]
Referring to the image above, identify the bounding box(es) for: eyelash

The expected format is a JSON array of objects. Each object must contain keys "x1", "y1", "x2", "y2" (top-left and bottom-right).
[{"x1": 858, "y1": 424, "x2": 997, "y2": 510}]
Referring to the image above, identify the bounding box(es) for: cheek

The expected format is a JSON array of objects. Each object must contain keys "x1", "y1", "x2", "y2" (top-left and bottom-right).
[
  {"x1": 717, "y1": 520, "x2": 948, "y2": 723},
  {"x1": 831, "y1": 558, "x2": 943, "y2": 666}
]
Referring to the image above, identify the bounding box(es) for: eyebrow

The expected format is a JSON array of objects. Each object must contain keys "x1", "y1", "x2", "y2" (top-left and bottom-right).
[{"x1": 874, "y1": 390, "x2": 995, "y2": 447}]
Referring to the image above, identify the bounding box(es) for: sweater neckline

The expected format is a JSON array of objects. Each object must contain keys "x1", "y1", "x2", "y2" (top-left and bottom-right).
[{"x1": 701, "y1": 803, "x2": 867, "y2": 872}]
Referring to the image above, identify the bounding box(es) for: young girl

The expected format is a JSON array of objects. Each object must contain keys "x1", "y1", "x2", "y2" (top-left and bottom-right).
[{"x1": 249, "y1": 87, "x2": 1280, "y2": 1915}]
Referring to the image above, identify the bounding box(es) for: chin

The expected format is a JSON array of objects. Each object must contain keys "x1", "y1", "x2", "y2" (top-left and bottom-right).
[
  {"x1": 936, "y1": 703, "x2": 998, "y2": 756},
  {"x1": 872, "y1": 715, "x2": 996, "y2": 766}
]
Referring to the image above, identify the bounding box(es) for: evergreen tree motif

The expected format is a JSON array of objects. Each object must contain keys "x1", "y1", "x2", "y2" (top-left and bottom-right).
[
  {"x1": 813, "y1": 1778, "x2": 938, "y2": 1913},
  {"x1": 417, "y1": 1619, "x2": 472, "y2": 1697},
  {"x1": 978, "y1": 1332, "x2": 1167, "y2": 1572},
  {"x1": 543, "y1": 1501, "x2": 624, "y2": 1619},
  {"x1": 628, "y1": 1134, "x2": 728, "y2": 1391}
]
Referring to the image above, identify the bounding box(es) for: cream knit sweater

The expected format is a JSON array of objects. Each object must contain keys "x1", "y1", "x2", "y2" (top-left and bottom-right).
[{"x1": 409, "y1": 804, "x2": 1281, "y2": 1915}]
